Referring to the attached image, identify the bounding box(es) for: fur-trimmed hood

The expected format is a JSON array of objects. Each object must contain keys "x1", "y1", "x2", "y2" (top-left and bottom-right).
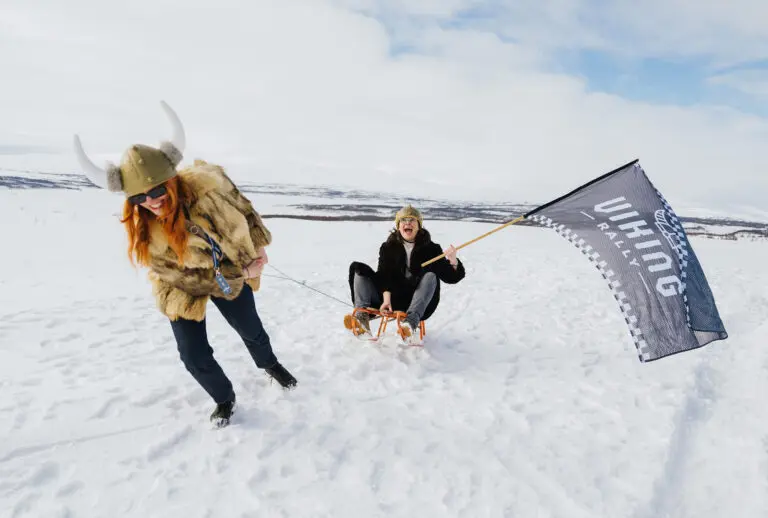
[{"x1": 146, "y1": 160, "x2": 272, "y2": 322}]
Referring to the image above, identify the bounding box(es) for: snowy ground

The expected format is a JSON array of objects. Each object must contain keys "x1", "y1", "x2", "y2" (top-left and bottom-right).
[{"x1": 1, "y1": 188, "x2": 767, "y2": 518}]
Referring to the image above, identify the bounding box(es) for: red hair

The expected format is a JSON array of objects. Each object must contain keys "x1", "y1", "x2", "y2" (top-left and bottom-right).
[{"x1": 120, "y1": 176, "x2": 189, "y2": 267}]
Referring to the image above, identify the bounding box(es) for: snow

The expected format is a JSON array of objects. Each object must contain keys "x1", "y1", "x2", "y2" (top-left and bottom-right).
[{"x1": 1, "y1": 187, "x2": 767, "y2": 518}]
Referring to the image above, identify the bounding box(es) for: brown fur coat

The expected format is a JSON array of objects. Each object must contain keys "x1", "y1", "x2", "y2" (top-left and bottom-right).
[{"x1": 146, "y1": 160, "x2": 272, "y2": 321}]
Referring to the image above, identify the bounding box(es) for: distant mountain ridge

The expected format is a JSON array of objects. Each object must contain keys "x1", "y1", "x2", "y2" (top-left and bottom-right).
[{"x1": 2, "y1": 171, "x2": 765, "y2": 241}]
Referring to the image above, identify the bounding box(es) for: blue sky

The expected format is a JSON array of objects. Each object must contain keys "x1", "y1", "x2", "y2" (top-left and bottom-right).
[
  {"x1": 0, "y1": 0, "x2": 766, "y2": 214},
  {"x1": 372, "y1": 1, "x2": 768, "y2": 118},
  {"x1": 556, "y1": 52, "x2": 768, "y2": 117}
]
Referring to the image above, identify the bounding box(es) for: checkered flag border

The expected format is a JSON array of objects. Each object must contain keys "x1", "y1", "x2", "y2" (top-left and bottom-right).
[
  {"x1": 528, "y1": 214, "x2": 653, "y2": 362},
  {"x1": 653, "y1": 189, "x2": 691, "y2": 328}
]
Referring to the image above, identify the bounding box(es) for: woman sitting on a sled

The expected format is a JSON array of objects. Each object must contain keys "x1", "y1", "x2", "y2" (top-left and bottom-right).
[{"x1": 345, "y1": 204, "x2": 466, "y2": 345}]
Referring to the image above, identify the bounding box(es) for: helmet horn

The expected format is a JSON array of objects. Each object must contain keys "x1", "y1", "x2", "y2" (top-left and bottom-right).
[
  {"x1": 159, "y1": 100, "x2": 185, "y2": 165},
  {"x1": 73, "y1": 134, "x2": 122, "y2": 191}
]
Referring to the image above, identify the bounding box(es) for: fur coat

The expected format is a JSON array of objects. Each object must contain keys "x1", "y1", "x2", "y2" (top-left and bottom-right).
[
  {"x1": 348, "y1": 228, "x2": 465, "y2": 321},
  {"x1": 146, "y1": 160, "x2": 271, "y2": 322}
]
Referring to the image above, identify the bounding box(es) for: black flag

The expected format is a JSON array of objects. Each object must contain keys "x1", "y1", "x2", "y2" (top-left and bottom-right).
[{"x1": 526, "y1": 160, "x2": 728, "y2": 362}]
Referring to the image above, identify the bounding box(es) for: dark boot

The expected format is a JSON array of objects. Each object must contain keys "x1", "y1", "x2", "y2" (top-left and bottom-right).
[
  {"x1": 210, "y1": 395, "x2": 236, "y2": 428},
  {"x1": 265, "y1": 362, "x2": 298, "y2": 390}
]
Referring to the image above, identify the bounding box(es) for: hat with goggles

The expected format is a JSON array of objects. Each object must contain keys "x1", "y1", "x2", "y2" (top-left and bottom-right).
[{"x1": 394, "y1": 204, "x2": 423, "y2": 229}]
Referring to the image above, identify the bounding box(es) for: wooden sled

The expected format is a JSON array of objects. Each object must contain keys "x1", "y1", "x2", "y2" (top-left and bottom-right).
[{"x1": 343, "y1": 307, "x2": 426, "y2": 346}]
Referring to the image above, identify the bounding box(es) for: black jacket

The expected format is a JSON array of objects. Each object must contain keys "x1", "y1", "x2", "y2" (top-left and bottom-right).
[{"x1": 348, "y1": 228, "x2": 465, "y2": 320}]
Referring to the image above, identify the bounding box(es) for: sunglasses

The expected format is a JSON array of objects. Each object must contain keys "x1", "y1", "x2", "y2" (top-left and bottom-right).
[
  {"x1": 129, "y1": 184, "x2": 168, "y2": 205},
  {"x1": 400, "y1": 218, "x2": 417, "y2": 224}
]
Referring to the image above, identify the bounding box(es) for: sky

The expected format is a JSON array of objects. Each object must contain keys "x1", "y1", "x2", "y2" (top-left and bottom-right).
[{"x1": 1, "y1": 0, "x2": 767, "y2": 212}]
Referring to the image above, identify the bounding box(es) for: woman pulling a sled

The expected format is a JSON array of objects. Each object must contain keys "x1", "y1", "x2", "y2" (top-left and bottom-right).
[{"x1": 74, "y1": 102, "x2": 297, "y2": 427}]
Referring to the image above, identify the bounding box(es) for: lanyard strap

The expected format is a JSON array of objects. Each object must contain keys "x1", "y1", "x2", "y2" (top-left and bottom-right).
[
  {"x1": 186, "y1": 221, "x2": 225, "y2": 272},
  {"x1": 182, "y1": 210, "x2": 233, "y2": 294},
  {"x1": 204, "y1": 233, "x2": 224, "y2": 272}
]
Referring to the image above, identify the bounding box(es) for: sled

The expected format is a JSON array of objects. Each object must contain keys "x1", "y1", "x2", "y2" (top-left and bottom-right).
[{"x1": 343, "y1": 307, "x2": 426, "y2": 346}]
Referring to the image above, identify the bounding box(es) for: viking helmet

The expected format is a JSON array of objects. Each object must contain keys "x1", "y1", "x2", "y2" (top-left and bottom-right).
[{"x1": 73, "y1": 101, "x2": 186, "y2": 197}]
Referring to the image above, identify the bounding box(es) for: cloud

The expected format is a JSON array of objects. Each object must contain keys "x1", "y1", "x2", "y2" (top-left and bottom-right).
[
  {"x1": 709, "y1": 69, "x2": 768, "y2": 97},
  {"x1": 0, "y1": 0, "x2": 765, "y2": 213},
  {"x1": 0, "y1": 145, "x2": 58, "y2": 155},
  {"x1": 376, "y1": 0, "x2": 768, "y2": 66}
]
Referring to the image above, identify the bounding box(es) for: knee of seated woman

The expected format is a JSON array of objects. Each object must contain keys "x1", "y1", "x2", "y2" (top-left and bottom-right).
[{"x1": 421, "y1": 271, "x2": 437, "y2": 284}]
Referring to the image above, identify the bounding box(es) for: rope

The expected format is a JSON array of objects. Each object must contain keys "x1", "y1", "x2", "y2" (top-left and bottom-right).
[{"x1": 265, "y1": 265, "x2": 353, "y2": 308}]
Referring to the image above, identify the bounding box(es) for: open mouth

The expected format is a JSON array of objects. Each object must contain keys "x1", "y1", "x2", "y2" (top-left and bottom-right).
[{"x1": 147, "y1": 200, "x2": 167, "y2": 212}]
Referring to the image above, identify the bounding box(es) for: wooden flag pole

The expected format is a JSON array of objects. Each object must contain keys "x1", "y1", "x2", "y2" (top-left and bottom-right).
[
  {"x1": 420, "y1": 158, "x2": 642, "y2": 267},
  {"x1": 420, "y1": 215, "x2": 526, "y2": 267}
]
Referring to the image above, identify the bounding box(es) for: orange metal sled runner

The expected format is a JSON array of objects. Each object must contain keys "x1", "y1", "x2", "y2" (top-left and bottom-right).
[{"x1": 343, "y1": 307, "x2": 426, "y2": 346}]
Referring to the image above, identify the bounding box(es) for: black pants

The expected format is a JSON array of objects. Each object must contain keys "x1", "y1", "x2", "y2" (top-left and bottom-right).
[{"x1": 170, "y1": 283, "x2": 278, "y2": 404}]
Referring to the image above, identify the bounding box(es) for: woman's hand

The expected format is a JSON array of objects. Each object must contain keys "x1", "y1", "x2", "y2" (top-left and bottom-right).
[
  {"x1": 380, "y1": 291, "x2": 393, "y2": 313},
  {"x1": 444, "y1": 245, "x2": 458, "y2": 267},
  {"x1": 243, "y1": 248, "x2": 268, "y2": 278}
]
